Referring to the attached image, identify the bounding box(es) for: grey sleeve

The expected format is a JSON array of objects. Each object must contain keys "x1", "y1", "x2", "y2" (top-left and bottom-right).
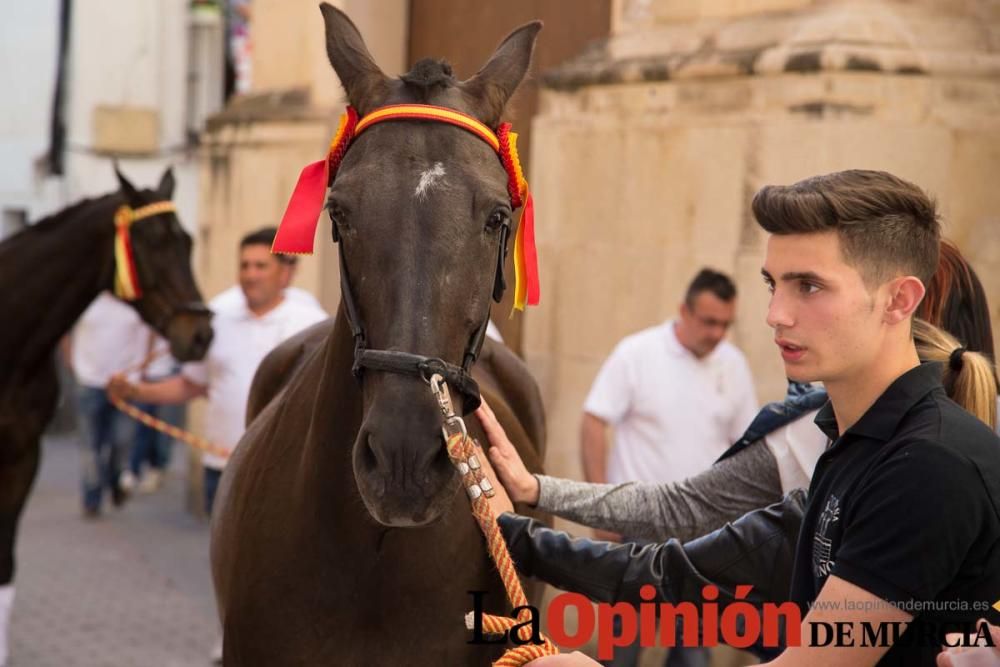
[{"x1": 534, "y1": 440, "x2": 784, "y2": 543}]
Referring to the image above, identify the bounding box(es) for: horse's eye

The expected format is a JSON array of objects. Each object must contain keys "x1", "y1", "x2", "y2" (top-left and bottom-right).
[
  {"x1": 486, "y1": 209, "x2": 509, "y2": 233},
  {"x1": 328, "y1": 201, "x2": 348, "y2": 229}
]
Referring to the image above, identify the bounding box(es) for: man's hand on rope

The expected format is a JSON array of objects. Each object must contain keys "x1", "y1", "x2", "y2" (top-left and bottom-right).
[
  {"x1": 106, "y1": 373, "x2": 139, "y2": 403},
  {"x1": 474, "y1": 428, "x2": 514, "y2": 517},
  {"x1": 475, "y1": 399, "x2": 541, "y2": 506}
]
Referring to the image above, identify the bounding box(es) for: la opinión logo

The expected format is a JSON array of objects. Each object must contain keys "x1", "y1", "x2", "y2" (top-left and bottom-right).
[
  {"x1": 468, "y1": 586, "x2": 995, "y2": 659},
  {"x1": 469, "y1": 584, "x2": 799, "y2": 660}
]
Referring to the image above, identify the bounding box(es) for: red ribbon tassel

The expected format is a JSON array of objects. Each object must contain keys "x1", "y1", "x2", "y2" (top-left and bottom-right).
[
  {"x1": 273, "y1": 107, "x2": 358, "y2": 256},
  {"x1": 272, "y1": 159, "x2": 329, "y2": 255}
]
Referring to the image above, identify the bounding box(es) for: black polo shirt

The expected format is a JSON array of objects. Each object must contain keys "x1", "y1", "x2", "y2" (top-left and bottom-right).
[{"x1": 790, "y1": 362, "x2": 1000, "y2": 666}]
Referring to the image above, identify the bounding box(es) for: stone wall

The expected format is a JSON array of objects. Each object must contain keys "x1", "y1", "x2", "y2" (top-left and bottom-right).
[
  {"x1": 525, "y1": 0, "x2": 1000, "y2": 484},
  {"x1": 196, "y1": 0, "x2": 408, "y2": 307}
]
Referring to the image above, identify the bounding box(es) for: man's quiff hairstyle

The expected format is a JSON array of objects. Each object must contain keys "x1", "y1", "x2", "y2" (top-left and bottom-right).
[{"x1": 752, "y1": 170, "x2": 941, "y2": 287}]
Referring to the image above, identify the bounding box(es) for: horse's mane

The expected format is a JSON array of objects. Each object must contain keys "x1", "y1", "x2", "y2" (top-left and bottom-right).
[
  {"x1": 0, "y1": 192, "x2": 122, "y2": 255},
  {"x1": 400, "y1": 58, "x2": 456, "y2": 101},
  {"x1": 30, "y1": 192, "x2": 121, "y2": 231}
]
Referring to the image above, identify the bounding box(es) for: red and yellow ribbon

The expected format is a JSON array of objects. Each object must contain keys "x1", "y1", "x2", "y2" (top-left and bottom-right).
[
  {"x1": 496, "y1": 124, "x2": 538, "y2": 311},
  {"x1": 113, "y1": 201, "x2": 176, "y2": 300},
  {"x1": 355, "y1": 104, "x2": 500, "y2": 150},
  {"x1": 273, "y1": 104, "x2": 540, "y2": 310}
]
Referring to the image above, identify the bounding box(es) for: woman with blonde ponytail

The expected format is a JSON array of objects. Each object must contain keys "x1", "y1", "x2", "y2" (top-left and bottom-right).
[{"x1": 913, "y1": 318, "x2": 998, "y2": 431}]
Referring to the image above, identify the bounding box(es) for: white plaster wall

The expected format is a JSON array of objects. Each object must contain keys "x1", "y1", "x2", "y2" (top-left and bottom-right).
[
  {"x1": 0, "y1": 1, "x2": 62, "y2": 226},
  {"x1": 63, "y1": 0, "x2": 196, "y2": 230}
]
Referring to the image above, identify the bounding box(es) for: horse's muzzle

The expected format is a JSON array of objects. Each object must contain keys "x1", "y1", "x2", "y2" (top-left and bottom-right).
[
  {"x1": 167, "y1": 312, "x2": 214, "y2": 362},
  {"x1": 352, "y1": 424, "x2": 458, "y2": 527}
]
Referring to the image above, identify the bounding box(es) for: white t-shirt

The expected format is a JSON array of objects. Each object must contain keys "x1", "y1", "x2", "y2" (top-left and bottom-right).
[
  {"x1": 211, "y1": 285, "x2": 323, "y2": 315},
  {"x1": 584, "y1": 320, "x2": 758, "y2": 485},
  {"x1": 763, "y1": 408, "x2": 828, "y2": 493},
  {"x1": 214, "y1": 285, "x2": 503, "y2": 341},
  {"x1": 183, "y1": 294, "x2": 328, "y2": 470},
  {"x1": 486, "y1": 320, "x2": 503, "y2": 344},
  {"x1": 72, "y1": 293, "x2": 155, "y2": 387}
]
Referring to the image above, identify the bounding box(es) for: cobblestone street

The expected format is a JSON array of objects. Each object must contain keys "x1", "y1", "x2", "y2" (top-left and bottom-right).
[{"x1": 10, "y1": 431, "x2": 218, "y2": 667}]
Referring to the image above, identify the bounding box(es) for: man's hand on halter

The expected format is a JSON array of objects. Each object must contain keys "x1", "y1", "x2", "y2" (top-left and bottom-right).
[
  {"x1": 475, "y1": 436, "x2": 514, "y2": 518},
  {"x1": 475, "y1": 399, "x2": 541, "y2": 506},
  {"x1": 470, "y1": 402, "x2": 514, "y2": 517}
]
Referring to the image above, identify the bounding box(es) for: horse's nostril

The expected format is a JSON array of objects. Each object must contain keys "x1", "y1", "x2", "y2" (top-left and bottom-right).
[
  {"x1": 190, "y1": 328, "x2": 213, "y2": 354},
  {"x1": 363, "y1": 433, "x2": 380, "y2": 471}
]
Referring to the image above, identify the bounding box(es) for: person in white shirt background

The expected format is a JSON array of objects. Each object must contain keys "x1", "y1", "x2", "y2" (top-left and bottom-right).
[
  {"x1": 70, "y1": 294, "x2": 154, "y2": 517},
  {"x1": 108, "y1": 227, "x2": 328, "y2": 515},
  {"x1": 580, "y1": 267, "x2": 758, "y2": 667}
]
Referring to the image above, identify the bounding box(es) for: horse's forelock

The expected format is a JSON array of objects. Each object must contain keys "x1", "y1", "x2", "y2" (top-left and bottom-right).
[{"x1": 399, "y1": 58, "x2": 456, "y2": 102}]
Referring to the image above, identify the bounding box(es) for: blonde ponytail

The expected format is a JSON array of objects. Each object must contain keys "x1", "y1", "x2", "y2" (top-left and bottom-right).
[{"x1": 914, "y1": 318, "x2": 998, "y2": 431}]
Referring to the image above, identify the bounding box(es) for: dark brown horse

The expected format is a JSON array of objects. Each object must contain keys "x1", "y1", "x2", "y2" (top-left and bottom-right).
[
  {"x1": 211, "y1": 5, "x2": 548, "y2": 665},
  {"x1": 0, "y1": 167, "x2": 213, "y2": 661}
]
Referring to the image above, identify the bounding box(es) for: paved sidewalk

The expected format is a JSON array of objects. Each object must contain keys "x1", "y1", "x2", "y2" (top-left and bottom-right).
[{"x1": 9, "y1": 432, "x2": 218, "y2": 667}]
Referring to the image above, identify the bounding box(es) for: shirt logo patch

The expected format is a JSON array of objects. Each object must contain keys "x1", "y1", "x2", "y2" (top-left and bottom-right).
[{"x1": 813, "y1": 494, "x2": 841, "y2": 578}]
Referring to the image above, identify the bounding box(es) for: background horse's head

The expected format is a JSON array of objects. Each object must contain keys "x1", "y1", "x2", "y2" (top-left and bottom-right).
[
  {"x1": 115, "y1": 167, "x2": 213, "y2": 362},
  {"x1": 320, "y1": 4, "x2": 540, "y2": 526}
]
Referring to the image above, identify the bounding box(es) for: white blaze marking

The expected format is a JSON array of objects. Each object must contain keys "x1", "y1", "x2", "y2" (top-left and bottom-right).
[{"x1": 415, "y1": 162, "x2": 446, "y2": 198}]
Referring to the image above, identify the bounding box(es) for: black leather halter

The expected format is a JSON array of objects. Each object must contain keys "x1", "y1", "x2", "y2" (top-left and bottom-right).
[{"x1": 328, "y1": 154, "x2": 511, "y2": 416}]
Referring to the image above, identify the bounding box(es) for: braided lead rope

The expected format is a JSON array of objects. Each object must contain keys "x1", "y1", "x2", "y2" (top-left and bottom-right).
[
  {"x1": 110, "y1": 396, "x2": 231, "y2": 461},
  {"x1": 445, "y1": 432, "x2": 559, "y2": 666},
  {"x1": 110, "y1": 348, "x2": 230, "y2": 460},
  {"x1": 430, "y1": 374, "x2": 558, "y2": 666}
]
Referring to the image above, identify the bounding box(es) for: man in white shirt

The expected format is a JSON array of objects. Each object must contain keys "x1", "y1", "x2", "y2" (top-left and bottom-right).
[
  {"x1": 580, "y1": 268, "x2": 758, "y2": 667},
  {"x1": 109, "y1": 227, "x2": 327, "y2": 514},
  {"x1": 71, "y1": 293, "x2": 152, "y2": 516}
]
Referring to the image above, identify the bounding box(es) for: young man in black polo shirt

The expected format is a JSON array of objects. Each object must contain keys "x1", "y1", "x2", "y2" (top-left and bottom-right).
[
  {"x1": 751, "y1": 171, "x2": 1000, "y2": 666},
  {"x1": 492, "y1": 170, "x2": 1000, "y2": 667}
]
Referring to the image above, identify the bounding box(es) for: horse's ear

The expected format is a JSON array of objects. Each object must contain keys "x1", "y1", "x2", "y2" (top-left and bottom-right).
[
  {"x1": 151, "y1": 166, "x2": 176, "y2": 200},
  {"x1": 114, "y1": 162, "x2": 141, "y2": 203},
  {"x1": 157, "y1": 166, "x2": 176, "y2": 199},
  {"x1": 319, "y1": 2, "x2": 389, "y2": 115},
  {"x1": 462, "y1": 21, "x2": 542, "y2": 127}
]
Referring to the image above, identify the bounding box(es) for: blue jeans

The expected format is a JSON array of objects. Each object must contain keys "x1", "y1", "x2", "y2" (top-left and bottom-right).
[
  {"x1": 128, "y1": 376, "x2": 185, "y2": 475},
  {"x1": 76, "y1": 385, "x2": 135, "y2": 512},
  {"x1": 128, "y1": 402, "x2": 161, "y2": 475},
  {"x1": 203, "y1": 466, "x2": 222, "y2": 515},
  {"x1": 154, "y1": 403, "x2": 185, "y2": 467}
]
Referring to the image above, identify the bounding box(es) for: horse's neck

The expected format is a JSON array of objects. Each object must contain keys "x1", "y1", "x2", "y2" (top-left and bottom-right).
[
  {"x1": 292, "y1": 307, "x2": 365, "y2": 486},
  {"x1": 0, "y1": 198, "x2": 118, "y2": 373},
  {"x1": 326, "y1": 305, "x2": 364, "y2": 437}
]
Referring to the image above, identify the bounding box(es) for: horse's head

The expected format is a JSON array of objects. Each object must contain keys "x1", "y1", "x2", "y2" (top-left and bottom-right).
[
  {"x1": 114, "y1": 167, "x2": 213, "y2": 362},
  {"x1": 319, "y1": 4, "x2": 540, "y2": 526}
]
